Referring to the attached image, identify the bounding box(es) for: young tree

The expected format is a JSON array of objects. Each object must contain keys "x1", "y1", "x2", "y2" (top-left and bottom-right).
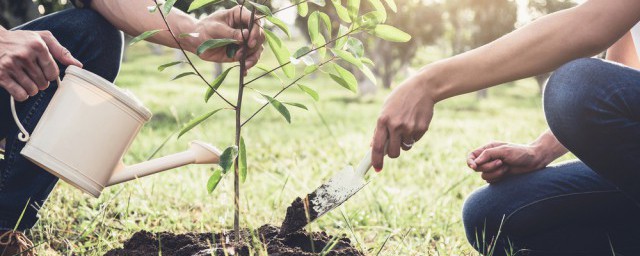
[{"x1": 133, "y1": 0, "x2": 410, "y2": 240}]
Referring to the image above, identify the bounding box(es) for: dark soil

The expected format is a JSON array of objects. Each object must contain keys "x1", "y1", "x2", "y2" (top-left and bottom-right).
[
  {"x1": 280, "y1": 194, "x2": 319, "y2": 236},
  {"x1": 104, "y1": 224, "x2": 364, "y2": 256}
]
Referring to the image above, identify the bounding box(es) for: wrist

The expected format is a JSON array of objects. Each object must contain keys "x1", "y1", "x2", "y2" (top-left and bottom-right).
[
  {"x1": 529, "y1": 141, "x2": 554, "y2": 168},
  {"x1": 415, "y1": 62, "x2": 450, "y2": 103},
  {"x1": 172, "y1": 15, "x2": 200, "y2": 53}
]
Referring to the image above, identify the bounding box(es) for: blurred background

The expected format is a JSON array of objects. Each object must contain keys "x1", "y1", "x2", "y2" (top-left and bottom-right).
[{"x1": 1, "y1": 0, "x2": 579, "y2": 96}]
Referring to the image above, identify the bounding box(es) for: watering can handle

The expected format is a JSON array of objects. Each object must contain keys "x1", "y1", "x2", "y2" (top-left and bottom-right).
[{"x1": 10, "y1": 77, "x2": 62, "y2": 142}]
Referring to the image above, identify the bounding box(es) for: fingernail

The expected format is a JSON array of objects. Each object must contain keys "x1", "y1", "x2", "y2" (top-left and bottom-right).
[{"x1": 374, "y1": 167, "x2": 382, "y2": 172}]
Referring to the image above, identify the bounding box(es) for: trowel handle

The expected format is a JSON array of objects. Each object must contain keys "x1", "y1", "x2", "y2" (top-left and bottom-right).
[
  {"x1": 355, "y1": 141, "x2": 388, "y2": 177},
  {"x1": 355, "y1": 150, "x2": 373, "y2": 177}
]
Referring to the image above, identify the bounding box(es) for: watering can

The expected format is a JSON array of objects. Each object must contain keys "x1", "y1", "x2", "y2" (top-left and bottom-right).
[{"x1": 9, "y1": 65, "x2": 222, "y2": 198}]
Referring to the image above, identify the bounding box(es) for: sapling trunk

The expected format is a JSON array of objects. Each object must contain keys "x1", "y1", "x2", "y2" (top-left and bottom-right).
[{"x1": 233, "y1": 3, "x2": 257, "y2": 241}]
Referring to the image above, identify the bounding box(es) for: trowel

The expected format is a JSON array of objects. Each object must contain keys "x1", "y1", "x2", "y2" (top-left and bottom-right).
[{"x1": 279, "y1": 149, "x2": 377, "y2": 235}]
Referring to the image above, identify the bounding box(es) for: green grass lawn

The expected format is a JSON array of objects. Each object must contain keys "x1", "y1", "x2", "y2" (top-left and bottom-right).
[{"x1": 29, "y1": 44, "x2": 575, "y2": 255}]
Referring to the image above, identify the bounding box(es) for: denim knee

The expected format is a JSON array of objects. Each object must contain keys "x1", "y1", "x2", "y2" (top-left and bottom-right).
[
  {"x1": 462, "y1": 186, "x2": 501, "y2": 249},
  {"x1": 543, "y1": 58, "x2": 606, "y2": 142},
  {"x1": 48, "y1": 9, "x2": 124, "y2": 81}
]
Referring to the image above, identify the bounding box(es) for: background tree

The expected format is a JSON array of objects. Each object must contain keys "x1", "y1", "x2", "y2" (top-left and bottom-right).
[
  {"x1": 445, "y1": 0, "x2": 517, "y2": 98},
  {"x1": 365, "y1": 1, "x2": 443, "y2": 89}
]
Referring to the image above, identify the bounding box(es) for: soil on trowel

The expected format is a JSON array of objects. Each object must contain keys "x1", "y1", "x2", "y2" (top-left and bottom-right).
[
  {"x1": 104, "y1": 224, "x2": 364, "y2": 256},
  {"x1": 280, "y1": 194, "x2": 320, "y2": 236}
]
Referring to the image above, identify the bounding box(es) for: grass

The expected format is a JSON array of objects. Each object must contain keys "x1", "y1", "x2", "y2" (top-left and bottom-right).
[{"x1": 27, "y1": 43, "x2": 576, "y2": 255}]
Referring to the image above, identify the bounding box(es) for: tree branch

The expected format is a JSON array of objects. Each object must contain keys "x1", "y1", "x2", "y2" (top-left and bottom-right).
[
  {"x1": 244, "y1": 29, "x2": 358, "y2": 86},
  {"x1": 241, "y1": 57, "x2": 335, "y2": 127}
]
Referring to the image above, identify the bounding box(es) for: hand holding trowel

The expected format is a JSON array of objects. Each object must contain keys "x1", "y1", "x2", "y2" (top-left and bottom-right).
[{"x1": 279, "y1": 142, "x2": 388, "y2": 236}]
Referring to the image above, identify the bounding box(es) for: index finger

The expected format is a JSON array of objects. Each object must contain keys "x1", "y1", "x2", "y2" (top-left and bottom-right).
[{"x1": 371, "y1": 122, "x2": 388, "y2": 172}]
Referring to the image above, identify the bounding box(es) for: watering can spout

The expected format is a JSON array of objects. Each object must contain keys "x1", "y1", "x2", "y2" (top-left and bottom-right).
[{"x1": 107, "y1": 141, "x2": 221, "y2": 186}]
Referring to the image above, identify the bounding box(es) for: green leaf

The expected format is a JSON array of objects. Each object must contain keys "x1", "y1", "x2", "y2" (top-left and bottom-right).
[
  {"x1": 157, "y1": 61, "x2": 184, "y2": 72},
  {"x1": 330, "y1": 63, "x2": 358, "y2": 92},
  {"x1": 284, "y1": 102, "x2": 308, "y2": 110},
  {"x1": 360, "y1": 57, "x2": 374, "y2": 66},
  {"x1": 226, "y1": 44, "x2": 239, "y2": 58},
  {"x1": 360, "y1": 64, "x2": 377, "y2": 85},
  {"x1": 331, "y1": 0, "x2": 352, "y2": 23},
  {"x1": 264, "y1": 29, "x2": 294, "y2": 78},
  {"x1": 335, "y1": 25, "x2": 349, "y2": 49},
  {"x1": 357, "y1": 11, "x2": 385, "y2": 29},
  {"x1": 308, "y1": 12, "x2": 320, "y2": 43},
  {"x1": 219, "y1": 146, "x2": 238, "y2": 174},
  {"x1": 197, "y1": 38, "x2": 237, "y2": 55},
  {"x1": 370, "y1": 25, "x2": 411, "y2": 42},
  {"x1": 346, "y1": 37, "x2": 364, "y2": 57},
  {"x1": 367, "y1": 0, "x2": 387, "y2": 21},
  {"x1": 239, "y1": 137, "x2": 247, "y2": 183},
  {"x1": 188, "y1": 0, "x2": 223, "y2": 12},
  {"x1": 205, "y1": 66, "x2": 236, "y2": 102},
  {"x1": 172, "y1": 72, "x2": 196, "y2": 80},
  {"x1": 293, "y1": 46, "x2": 311, "y2": 59},
  {"x1": 207, "y1": 169, "x2": 223, "y2": 193},
  {"x1": 297, "y1": 84, "x2": 319, "y2": 101},
  {"x1": 248, "y1": 1, "x2": 272, "y2": 16},
  {"x1": 312, "y1": 34, "x2": 327, "y2": 59},
  {"x1": 384, "y1": 0, "x2": 397, "y2": 12},
  {"x1": 318, "y1": 12, "x2": 332, "y2": 37},
  {"x1": 266, "y1": 16, "x2": 291, "y2": 38},
  {"x1": 178, "y1": 32, "x2": 200, "y2": 38},
  {"x1": 163, "y1": 0, "x2": 178, "y2": 14},
  {"x1": 147, "y1": 4, "x2": 160, "y2": 12},
  {"x1": 331, "y1": 48, "x2": 362, "y2": 68},
  {"x1": 255, "y1": 63, "x2": 282, "y2": 82},
  {"x1": 130, "y1": 30, "x2": 162, "y2": 45},
  {"x1": 347, "y1": 0, "x2": 360, "y2": 21},
  {"x1": 291, "y1": 46, "x2": 315, "y2": 66},
  {"x1": 296, "y1": 0, "x2": 309, "y2": 17},
  {"x1": 262, "y1": 94, "x2": 291, "y2": 123},
  {"x1": 178, "y1": 108, "x2": 224, "y2": 138}
]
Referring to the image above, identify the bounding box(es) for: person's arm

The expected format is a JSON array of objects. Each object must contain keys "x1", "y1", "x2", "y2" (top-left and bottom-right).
[
  {"x1": 371, "y1": 0, "x2": 640, "y2": 170},
  {"x1": 467, "y1": 130, "x2": 568, "y2": 183},
  {"x1": 90, "y1": 0, "x2": 264, "y2": 68},
  {"x1": 606, "y1": 31, "x2": 640, "y2": 68}
]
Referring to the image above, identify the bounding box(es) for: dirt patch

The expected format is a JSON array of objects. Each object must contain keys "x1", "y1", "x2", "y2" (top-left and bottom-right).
[
  {"x1": 280, "y1": 194, "x2": 319, "y2": 236},
  {"x1": 105, "y1": 224, "x2": 364, "y2": 256}
]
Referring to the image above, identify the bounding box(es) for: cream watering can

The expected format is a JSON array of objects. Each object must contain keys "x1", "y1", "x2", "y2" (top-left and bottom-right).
[{"x1": 9, "y1": 65, "x2": 222, "y2": 198}]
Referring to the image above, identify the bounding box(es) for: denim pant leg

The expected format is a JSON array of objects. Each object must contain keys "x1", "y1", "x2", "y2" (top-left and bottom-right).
[
  {"x1": 463, "y1": 160, "x2": 640, "y2": 256},
  {"x1": 545, "y1": 58, "x2": 640, "y2": 203},
  {"x1": 0, "y1": 8, "x2": 123, "y2": 231}
]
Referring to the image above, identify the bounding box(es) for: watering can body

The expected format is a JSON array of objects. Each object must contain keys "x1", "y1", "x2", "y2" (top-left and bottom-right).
[{"x1": 11, "y1": 66, "x2": 221, "y2": 198}]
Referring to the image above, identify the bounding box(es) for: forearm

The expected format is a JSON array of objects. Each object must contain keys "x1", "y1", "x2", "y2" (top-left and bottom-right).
[
  {"x1": 424, "y1": 0, "x2": 640, "y2": 101},
  {"x1": 90, "y1": 0, "x2": 199, "y2": 52},
  {"x1": 531, "y1": 130, "x2": 568, "y2": 166}
]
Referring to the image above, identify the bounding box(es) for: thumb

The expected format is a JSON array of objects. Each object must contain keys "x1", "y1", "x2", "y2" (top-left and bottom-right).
[
  {"x1": 40, "y1": 33, "x2": 82, "y2": 67},
  {"x1": 474, "y1": 148, "x2": 503, "y2": 166}
]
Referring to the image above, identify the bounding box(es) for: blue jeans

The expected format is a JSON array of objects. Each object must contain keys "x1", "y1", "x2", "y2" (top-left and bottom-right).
[
  {"x1": 0, "y1": 9, "x2": 122, "y2": 230},
  {"x1": 463, "y1": 58, "x2": 640, "y2": 256}
]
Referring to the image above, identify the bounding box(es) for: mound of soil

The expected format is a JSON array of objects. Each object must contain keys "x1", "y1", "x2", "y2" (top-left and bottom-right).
[
  {"x1": 104, "y1": 224, "x2": 364, "y2": 256},
  {"x1": 280, "y1": 196, "x2": 319, "y2": 236}
]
